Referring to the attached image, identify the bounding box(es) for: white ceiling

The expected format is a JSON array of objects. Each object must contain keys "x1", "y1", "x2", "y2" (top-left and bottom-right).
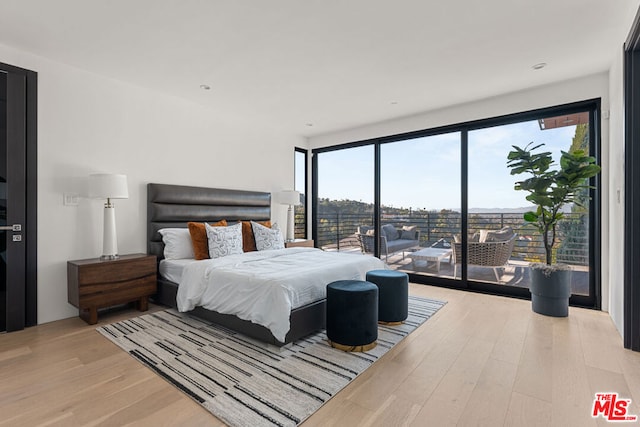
[{"x1": 0, "y1": 0, "x2": 638, "y2": 138}]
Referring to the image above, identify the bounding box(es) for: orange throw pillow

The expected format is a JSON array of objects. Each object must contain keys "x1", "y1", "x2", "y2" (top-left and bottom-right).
[
  {"x1": 241, "y1": 220, "x2": 271, "y2": 252},
  {"x1": 188, "y1": 220, "x2": 227, "y2": 260}
]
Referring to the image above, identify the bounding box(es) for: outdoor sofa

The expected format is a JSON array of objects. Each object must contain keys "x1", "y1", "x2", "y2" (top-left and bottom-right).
[{"x1": 355, "y1": 224, "x2": 420, "y2": 261}]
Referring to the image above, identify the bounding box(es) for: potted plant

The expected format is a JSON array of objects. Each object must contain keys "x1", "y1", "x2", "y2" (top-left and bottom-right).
[{"x1": 507, "y1": 142, "x2": 600, "y2": 316}]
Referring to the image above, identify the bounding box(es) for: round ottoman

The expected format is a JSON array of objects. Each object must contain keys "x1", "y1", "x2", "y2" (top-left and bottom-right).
[
  {"x1": 366, "y1": 269, "x2": 409, "y2": 324},
  {"x1": 326, "y1": 280, "x2": 378, "y2": 352}
]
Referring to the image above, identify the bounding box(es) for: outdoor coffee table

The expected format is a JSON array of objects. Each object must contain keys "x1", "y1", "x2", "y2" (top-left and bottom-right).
[{"x1": 407, "y1": 247, "x2": 453, "y2": 272}]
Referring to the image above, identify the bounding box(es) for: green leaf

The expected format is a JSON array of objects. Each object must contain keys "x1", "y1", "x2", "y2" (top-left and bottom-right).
[{"x1": 507, "y1": 140, "x2": 600, "y2": 264}]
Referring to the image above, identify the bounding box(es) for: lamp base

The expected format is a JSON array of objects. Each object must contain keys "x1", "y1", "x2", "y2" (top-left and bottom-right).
[
  {"x1": 286, "y1": 205, "x2": 295, "y2": 241},
  {"x1": 102, "y1": 205, "x2": 119, "y2": 261}
]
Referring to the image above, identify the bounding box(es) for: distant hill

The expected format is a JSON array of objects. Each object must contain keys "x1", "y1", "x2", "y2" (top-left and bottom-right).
[
  {"x1": 468, "y1": 207, "x2": 533, "y2": 214},
  {"x1": 468, "y1": 205, "x2": 573, "y2": 214},
  {"x1": 317, "y1": 198, "x2": 574, "y2": 215}
]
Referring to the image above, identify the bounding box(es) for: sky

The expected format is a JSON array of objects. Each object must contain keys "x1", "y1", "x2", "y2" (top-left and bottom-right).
[{"x1": 316, "y1": 119, "x2": 578, "y2": 211}]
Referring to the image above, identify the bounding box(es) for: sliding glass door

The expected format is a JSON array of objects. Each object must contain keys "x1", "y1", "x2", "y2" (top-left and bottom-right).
[
  {"x1": 315, "y1": 145, "x2": 374, "y2": 252},
  {"x1": 380, "y1": 132, "x2": 461, "y2": 281},
  {"x1": 468, "y1": 111, "x2": 594, "y2": 301},
  {"x1": 312, "y1": 100, "x2": 599, "y2": 307}
]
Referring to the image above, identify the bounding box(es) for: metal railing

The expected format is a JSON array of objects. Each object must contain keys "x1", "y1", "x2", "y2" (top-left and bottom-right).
[{"x1": 314, "y1": 210, "x2": 590, "y2": 266}]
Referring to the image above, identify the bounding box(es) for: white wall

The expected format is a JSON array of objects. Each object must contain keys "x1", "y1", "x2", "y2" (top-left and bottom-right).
[
  {"x1": 308, "y1": 73, "x2": 615, "y2": 313},
  {"x1": 0, "y1": 39, "x2": 627, "y2": 333},
  {"x1": 309, "y1": 74, "x2": 609, "y2": 148},
  {"x1": 608, "y1": 48, "x2": 626, "y2": 336},
  {"x1": 0, "y1": 43, "x2": 304, "y2": 324}
]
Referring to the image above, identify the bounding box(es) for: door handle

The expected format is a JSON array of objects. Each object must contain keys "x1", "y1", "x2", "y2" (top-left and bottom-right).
[{"x1": 0, "y1": 224, "x2": 22, "y2": 231}]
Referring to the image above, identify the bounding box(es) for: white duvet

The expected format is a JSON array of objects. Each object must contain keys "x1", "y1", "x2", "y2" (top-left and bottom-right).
[{"x1": 176, "y1": 247, "x2": 387, "y2": 342}]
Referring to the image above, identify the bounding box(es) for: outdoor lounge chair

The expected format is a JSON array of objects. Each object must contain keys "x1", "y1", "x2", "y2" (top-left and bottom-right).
[{"x1": 452, "y1": 230, "x2": 517, "y2": 283}]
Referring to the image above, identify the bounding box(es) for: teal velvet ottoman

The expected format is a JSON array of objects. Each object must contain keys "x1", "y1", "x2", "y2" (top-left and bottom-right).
[
  {"x1": 326, "y1": 280, "x2": 378, "y2": 352},
  {"x1": 366, "y1": 269, "x2": 409, "y2": 324}
]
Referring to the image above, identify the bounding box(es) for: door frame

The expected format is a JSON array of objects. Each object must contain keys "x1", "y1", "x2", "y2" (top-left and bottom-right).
[
  {"x1": 624, "y1": 10, "x2": 640, "y2": 351},
  {"x1": 1, "y1": 62, "x2": 37, "y2": 330}
]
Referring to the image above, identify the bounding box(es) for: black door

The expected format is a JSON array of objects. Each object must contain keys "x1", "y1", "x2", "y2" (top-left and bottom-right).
[{"x1": 1, "y1": 63, "x2": 37, "y2": 332}]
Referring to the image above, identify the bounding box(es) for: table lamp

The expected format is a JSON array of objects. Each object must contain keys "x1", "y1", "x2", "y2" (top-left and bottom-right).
[
  {"x1": 89, "y1": 173, "x2": 129, "y2": 260},
  {"x1": 276, "y1": 190, "x2": 301, "y2": 242}
]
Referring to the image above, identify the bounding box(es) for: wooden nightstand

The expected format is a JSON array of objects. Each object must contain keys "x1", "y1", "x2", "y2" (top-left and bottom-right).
[
  {"x1": 285, "y1": 239, "x2": 314, "y2": 248},
  {"x1": 67, "y1": 253, "x2": 157, "y2": 325}
]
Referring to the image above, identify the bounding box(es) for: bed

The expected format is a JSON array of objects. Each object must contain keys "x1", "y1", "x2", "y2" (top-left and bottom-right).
[{"x1": 147, "y1": 183, "x2": 386, "y2": 346}]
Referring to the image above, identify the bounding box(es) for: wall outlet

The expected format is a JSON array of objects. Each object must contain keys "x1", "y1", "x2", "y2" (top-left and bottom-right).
[{"x1": 63, "y1": 193, "x2": 79, "y2": 206}]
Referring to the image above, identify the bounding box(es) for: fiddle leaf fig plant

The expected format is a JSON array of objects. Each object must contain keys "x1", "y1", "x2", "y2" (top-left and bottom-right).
[{"x1": 507, "y1": 142, "x2": 600, "y2": 265}]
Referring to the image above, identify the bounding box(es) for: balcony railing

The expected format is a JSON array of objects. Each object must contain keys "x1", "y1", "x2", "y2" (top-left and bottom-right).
[{"x1": 314, "y1": 211, "x2": 590, "y2": 266}]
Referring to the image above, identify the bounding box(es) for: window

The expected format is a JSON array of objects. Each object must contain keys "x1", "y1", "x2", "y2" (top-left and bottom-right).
[
  {"x1": 312, "y1": 100, "x2": 600, "y2": 308},
  {"x1": 294, "y1": 148, "x2": 307, "y2": 239},
  {"x1": 468, "y1": 114, "x2": 593, "y2": 297},
  {"x1": 380, "y1": 132, "x2": 461, "y2": 277},
  {"x1": 315, "y1": 145, "x2": 374, "y2": 250}
]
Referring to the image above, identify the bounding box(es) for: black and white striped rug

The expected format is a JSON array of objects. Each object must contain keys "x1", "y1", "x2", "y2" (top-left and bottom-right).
[{"x1": 97, "y1": 296, "x2": 446, "y2": 427}]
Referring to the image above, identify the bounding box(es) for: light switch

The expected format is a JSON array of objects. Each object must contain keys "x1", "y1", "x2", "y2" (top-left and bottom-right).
[{"x1": 64, "y1": 193, "x2": 79, "y2": 206}]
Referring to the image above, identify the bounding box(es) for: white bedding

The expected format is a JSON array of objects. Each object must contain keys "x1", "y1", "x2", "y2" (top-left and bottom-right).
[
  {"x1": 159, "y1": 258, "x2": 198, "y2": 284},
  {"x1": 176, "y1": 247, "x2": 387, "y2": 342}
]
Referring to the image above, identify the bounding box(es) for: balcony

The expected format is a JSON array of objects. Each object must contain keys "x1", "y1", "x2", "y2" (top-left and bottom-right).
[{"x1": 311, "y1": 210, "x2": 590, "y2": 295}]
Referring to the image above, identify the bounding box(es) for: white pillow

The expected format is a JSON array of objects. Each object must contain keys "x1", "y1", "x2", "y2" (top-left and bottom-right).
[
  {"x1": 251, "y1": 221, "x2": 285, "y2": 251},
  {"x1": 158, "y1": 228, "x2": 195, "y2": 260},
  {"x1": 205, "y1": 222, "x2": 243, "y2": 259}
]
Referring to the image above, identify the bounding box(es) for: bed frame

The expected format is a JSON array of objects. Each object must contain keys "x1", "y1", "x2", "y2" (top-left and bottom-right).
[{"x1": 147, "y1": 183, "x2": 326, "y2": 346}]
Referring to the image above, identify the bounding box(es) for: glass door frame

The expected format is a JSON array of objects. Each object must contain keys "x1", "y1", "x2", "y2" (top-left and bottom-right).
[
  {"x1": 312, "y1": 98, "x2": 601, "y2": 309},
  {"x1": 459, "y1": 101, "x2": 600, "y2": 308}
]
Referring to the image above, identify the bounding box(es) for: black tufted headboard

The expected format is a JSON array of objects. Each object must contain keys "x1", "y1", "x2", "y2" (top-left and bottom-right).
[{"x1": 147, "y1": 183, "x2": 271, "y2": 261}]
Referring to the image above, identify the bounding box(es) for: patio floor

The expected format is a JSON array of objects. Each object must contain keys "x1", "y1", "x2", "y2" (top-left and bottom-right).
[{"x1": 323, "y1": 242, "x2": 590, "y2": 296}]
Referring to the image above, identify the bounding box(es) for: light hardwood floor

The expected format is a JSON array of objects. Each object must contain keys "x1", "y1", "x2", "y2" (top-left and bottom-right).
[{"x1": 1, "y1": 285, "x2": 639, "y2": 426}]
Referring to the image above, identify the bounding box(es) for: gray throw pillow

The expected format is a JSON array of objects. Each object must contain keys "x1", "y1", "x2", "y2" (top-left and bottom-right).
[
  {"x1": 400, "y1": 230, "x2": 416, "y2": 240},
  {"x1": 485, "y1": 227, "x2": 514, "y2": 242},
  {"x1": 382, "y1": 224, "x2": 399, "y2": 241}
]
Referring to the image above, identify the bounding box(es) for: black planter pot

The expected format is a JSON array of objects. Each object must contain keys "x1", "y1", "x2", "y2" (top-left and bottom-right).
[{"x1": 529, "y1": 267, "x2": 572, "y2": 317}]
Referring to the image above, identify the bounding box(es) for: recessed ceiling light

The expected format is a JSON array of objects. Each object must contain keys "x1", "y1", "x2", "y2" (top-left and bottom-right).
[
  {"x1": 532, "y1": 63, "x2": 547, "y2": 70},
  {"x1": 200, "y1": 84, "x2": 211, "y2": 90}
]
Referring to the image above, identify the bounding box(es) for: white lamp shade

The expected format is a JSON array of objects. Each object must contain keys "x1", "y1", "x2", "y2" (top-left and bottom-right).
[
  {"x1": 89, "y1": 174, "x2": 129, "y2": 199},
  {"x1": 276, "y1": 190, "x2": 301, "y2": 206}
]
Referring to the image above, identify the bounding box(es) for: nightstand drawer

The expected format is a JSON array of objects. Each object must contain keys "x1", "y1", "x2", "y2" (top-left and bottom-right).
[
  {"x1": 73, "y1": 257, "x2": 156, "y2": 285},
  {"x1": 78, "y1": 275, "x2": 156, "y2": 308}
]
